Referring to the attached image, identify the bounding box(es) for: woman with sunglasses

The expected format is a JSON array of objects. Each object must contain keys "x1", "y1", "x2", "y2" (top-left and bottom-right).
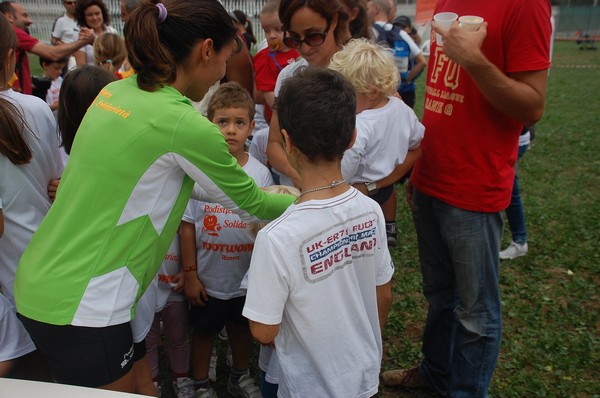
[
  {"x1": 266, "y1": 0, "x2": 350, "y2": 188},
  {"x1": 15, "y1": 0, "x2": 294, "y2": 393}
]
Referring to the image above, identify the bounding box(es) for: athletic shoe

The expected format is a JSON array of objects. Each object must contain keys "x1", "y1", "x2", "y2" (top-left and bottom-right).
[
  {"x1": 194, "y1": 386, "x2": 217, "y2": 398},
  {"x1": 226, "y1": 345, "x2": 233, "y2": 369},
  {"x1": 499, "y1": 241, "x2": 528, "y2": 260},
  {"x1": 209, "y1": 347, "x2": 217, "y2": 383},
  {"x1": 218, "y1": 327, "x2": 228, "y2": 341},
  {"x1": 173, "y1": 377, "x2": 195, "y2": 398},
  {"x1": 227, "y1": 373, "x2": 261, "y2": 398},
  {"x1": 386, "y1": 223, "x2": 398, "y2": 247},
  {"x1": 381, "y1": 366, "x2": 429, "y2": 388}
]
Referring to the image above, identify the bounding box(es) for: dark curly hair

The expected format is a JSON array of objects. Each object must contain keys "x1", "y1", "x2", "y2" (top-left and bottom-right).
[
  {"x1": 75, "y1": 0, "x2": 111, "y2": 28},
  {"x1": 279, "y1": 0, "x2": 350, "y2": 47}
]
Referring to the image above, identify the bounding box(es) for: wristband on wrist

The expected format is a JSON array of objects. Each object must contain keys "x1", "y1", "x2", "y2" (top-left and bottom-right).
[{"x1": 183, "y1": 265, "x2": 198, "y2": 272}]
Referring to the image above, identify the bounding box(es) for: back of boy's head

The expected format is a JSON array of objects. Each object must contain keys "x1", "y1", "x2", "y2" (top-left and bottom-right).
[
  {"x1": 93, "y1": 33, "x2": 126, "y2": 73},
  {"x1": 275, "y1": 66, "x2": 355, "y2": 162},
  {"x1": 206, "y1": 81, "x2": 255, "y2": 122},
  {"x1": 248, "y1": 184, "x2": 300, "y2": 236},
  {"x1": 39, "y1": 56, "x2": 67, "y2": 68},
  {"x1": 329, "y1": 38, "x2": 398, "y2": 96}
]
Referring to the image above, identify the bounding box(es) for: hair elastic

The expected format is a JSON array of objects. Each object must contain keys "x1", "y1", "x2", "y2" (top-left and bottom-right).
[{"x1": 156, "y1": 3, "x2": 167, "y2": 23}]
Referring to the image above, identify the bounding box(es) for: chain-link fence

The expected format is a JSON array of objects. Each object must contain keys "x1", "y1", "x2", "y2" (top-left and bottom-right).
[
  {"x1": 21, "y1": 0, "x2": 418, "y2": 47},
  {"x1": 20, "y1": 1, "x2": 598, "y2": 44},
  {"x1": 554, "y1": 6, "x2": 600, "y2": 38},
  {"x1": 21, "y1": 0, "x2": 274, "y2": 45}
]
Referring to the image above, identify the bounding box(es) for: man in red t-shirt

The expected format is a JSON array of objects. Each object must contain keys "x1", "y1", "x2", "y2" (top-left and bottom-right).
[
  {"x1": 381, "y1": 0, "x2": 552, "y2": 396},
  {"x1": 0, "y1": 1, "x2": 93, "y2": 94}
]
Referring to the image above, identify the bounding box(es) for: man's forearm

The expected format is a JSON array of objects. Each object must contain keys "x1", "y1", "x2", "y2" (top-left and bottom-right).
[{"x1": 463, "y1": 55, "x2": 547, "y2": 126}]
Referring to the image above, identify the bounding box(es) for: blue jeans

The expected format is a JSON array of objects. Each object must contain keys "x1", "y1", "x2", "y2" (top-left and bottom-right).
[
  {"x1": 412, "y1": 189, "x2": 503, "y2": 398},
  {"x1": 505, "y1": 144, "x2": 528, "y2": 244}
]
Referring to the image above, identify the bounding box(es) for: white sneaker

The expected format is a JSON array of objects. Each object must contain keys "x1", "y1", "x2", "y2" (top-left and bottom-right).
[
  {"x1": 173, "y1": 377, "x2": 195, "y2": 398},
  {"x1": 195, "y1": 386, "x2": 217, "y2": 398},
  {"x1": 227, "y1": 373, "x2": 261, "y2": 398},
  {"x1": 208, "y1": 347, "x2": 217, "y2": 383},
  {"x1": 500, "y1": 241, "x2": 528, "y2": 260}
]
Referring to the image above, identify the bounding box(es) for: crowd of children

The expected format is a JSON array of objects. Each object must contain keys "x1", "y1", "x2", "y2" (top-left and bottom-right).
[{"x1": 0, "y1": 0, "x2": 441, "y2": 397}]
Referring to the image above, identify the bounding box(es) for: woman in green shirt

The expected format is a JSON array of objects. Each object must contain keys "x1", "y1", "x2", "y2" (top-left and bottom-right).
[{"x1": 15, "y1": 0, "x2": 293, "y2": 392}]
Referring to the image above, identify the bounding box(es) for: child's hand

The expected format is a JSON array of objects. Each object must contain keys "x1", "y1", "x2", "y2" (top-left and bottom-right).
[
  {"x1": 184, "y1": 276, "x2": 208, "y2": 307},
  {"x1": 172, "y1": 272, "x2": 185, "y2": 294},
  {"x1": 48, "y1": 178, "x2": 60, "y2": 202}
]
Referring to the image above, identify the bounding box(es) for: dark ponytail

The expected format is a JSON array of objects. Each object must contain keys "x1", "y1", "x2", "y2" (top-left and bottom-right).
[
  {"x1": 233, "y1": 10, "x2": 257, "y2": 45},
  {"x1": 124, "y1": 0, "x2": 237, "y2": 92}
]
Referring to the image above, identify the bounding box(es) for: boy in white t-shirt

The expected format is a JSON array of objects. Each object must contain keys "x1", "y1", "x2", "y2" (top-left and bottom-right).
[
  {"x1": 243, "y1": 66, "x2": 394, "y2": 398},
  {"x1": 39, "y1": 57, "x2": 67, "y2": 112},
  {"x1": 181, "y1": 82, "x2": 270, "y2": 398},
  {"x1": 329, "y1": 38, "x2": 425, "y2": 247}
]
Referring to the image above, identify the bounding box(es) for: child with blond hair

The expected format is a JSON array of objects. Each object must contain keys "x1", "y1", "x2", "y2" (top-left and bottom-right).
[
  {"x1": 93, "y1": 33, "x2": 126, "y2": 78},
  {"x1": 329, "y1": 38, "x2": 424, "y2": 245}
]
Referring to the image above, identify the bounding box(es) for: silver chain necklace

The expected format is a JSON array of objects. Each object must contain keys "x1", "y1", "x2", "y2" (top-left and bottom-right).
[{"x1": 294, "y1": 179, "x2": 346, "y2": 203}]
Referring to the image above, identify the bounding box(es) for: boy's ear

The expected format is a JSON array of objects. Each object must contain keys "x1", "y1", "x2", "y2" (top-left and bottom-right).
[
  {"x1": 281, "y1": 128, "x2": 291, "y2": 154},
  {"x1": 347, "y1": 128, "x2": 357, "y2": 150},
  {"x1": 249, "y1": 119, "x2": 256, "y2": 134}
]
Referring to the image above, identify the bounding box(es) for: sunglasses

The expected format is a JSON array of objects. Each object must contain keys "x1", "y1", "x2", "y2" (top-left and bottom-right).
[{"x1": 282, "y1": 19, "x2": 332, "y2": 49}]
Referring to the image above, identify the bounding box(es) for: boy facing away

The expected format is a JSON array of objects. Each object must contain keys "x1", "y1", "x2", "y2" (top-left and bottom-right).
[
  {"x1": 181, "y1": 82, "x2": 271, "y2": 398},
  {"x1": 242, "y1": 66, "x2": 394, "y2": 398},
  {"x1": 329, "y1": 38, "x2": 425, "y2": 246}
]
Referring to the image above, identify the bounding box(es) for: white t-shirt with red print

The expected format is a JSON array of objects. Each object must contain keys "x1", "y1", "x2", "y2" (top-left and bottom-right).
[{"x1": 182, "y1": 155, "x2": 273, "y2": 299}]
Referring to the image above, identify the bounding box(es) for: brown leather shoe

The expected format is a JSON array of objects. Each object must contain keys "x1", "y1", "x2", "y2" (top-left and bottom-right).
[{"x1": 381, "y1": 366, "x2": 429, "y2": 388}]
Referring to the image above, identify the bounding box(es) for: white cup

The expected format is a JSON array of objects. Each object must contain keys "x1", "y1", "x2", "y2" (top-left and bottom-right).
[
  {"x1": 433, "y1": 12, "x2": 458, "y2": 46},
  {"x1": 459, "y1": 15, "x2": 484, "y2": 32}
]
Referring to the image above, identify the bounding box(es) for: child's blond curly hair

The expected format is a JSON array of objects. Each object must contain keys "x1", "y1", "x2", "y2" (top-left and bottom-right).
[
  {"x1": 329, "y1": 38, "x2": 399, "y2": 96},
  {"x1": 249, "y1": 185, "x2": 301, "y2": 236}
]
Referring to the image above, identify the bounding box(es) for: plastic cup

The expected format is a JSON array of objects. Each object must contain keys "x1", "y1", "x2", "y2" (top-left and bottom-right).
[
  {"x1": 459, "y1": 15, "x2": 484, "y2": 32},
  {"x1": 433, "y1": 12, "x2": 458, "y2": 46}
]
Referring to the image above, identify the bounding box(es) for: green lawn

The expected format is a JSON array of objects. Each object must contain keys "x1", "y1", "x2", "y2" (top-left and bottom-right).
[{"x1": 380, "y1": 40, "x2": 600, "y2": 398}]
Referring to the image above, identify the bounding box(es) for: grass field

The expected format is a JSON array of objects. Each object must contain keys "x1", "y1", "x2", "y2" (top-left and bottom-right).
[
  {"x1": 378, "y1": 40, "x2": 600, "y2": 398},
  {"x1": 30, "y1": 41, "x2": 599, "y2": 397}
]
